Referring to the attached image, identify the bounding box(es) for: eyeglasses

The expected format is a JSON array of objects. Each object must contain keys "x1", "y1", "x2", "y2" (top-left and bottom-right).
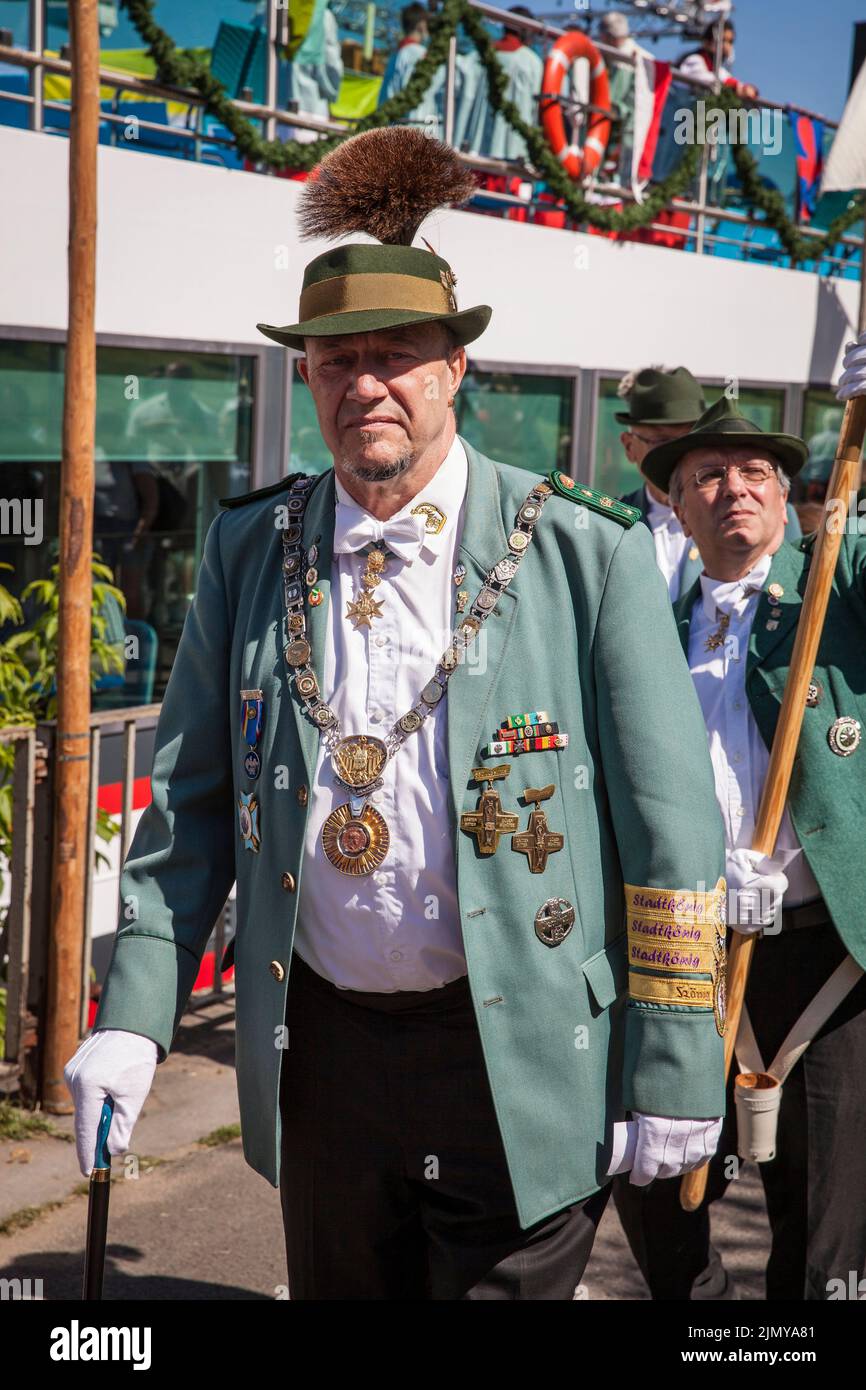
[{"x1": 686, "y1": 461, "x2": 776, "y2": 492}]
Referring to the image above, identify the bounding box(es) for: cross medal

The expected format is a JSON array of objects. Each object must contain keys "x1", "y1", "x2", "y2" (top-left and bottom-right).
[
  {"x1": 460, "y1": 765, "x2": 519, "y2": 855},
  {"x1": 511, "y1": 785, "x2": 564, "y2": 873}
]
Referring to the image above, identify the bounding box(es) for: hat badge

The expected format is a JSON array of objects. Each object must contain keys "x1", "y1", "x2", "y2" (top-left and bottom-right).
[{"x1": 440, "y1": 266, "x2": 458, "y2": 313}]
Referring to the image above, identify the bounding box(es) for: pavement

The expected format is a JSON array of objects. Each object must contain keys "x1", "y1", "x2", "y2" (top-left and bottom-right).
[{"x1": 0, "y1": 993, "x2": 771, "y2": 1301}]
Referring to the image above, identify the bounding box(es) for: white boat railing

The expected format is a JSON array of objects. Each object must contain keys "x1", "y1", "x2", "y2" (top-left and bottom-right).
[{"x1": 0, "y1": 1, "x2": 859, "y2": 273}]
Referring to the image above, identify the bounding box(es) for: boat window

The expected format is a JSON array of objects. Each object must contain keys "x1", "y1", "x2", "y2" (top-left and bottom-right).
[{"x1": 0, "y1": 337, "x2": 254, "y2": 706}]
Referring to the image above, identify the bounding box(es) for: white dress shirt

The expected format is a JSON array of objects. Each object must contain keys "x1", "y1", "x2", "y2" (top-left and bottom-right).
[
  {"x1": 687, "y1": 554, "x2": 821, "y2": 908},
  {"x1": 292, "y1": 436, "x2": 469, "y2": 991},
  {"x1": 644, "y1": 486, "x2": 690, "y2": 601}
]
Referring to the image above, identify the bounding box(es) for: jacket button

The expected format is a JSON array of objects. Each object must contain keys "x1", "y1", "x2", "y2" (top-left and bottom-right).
[
  {"x1": 296, "y1": 784, "x2": 309, "y2": 807},
  {"x1": 269, "y1": 960, "x2": 285, "y2": 982},
  {"x1": 281, "y1": 871, "x2": 296, "y2": 892}
]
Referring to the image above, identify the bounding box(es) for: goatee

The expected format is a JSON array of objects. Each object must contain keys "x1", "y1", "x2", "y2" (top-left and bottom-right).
[{"x1": 341, "y1": 443, "x2": 415, "y2": 483}]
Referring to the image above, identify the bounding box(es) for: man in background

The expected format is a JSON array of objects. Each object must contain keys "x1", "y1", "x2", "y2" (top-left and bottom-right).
[{"x1": 378, "y1": 3, "x2": 444, "y2": 136}]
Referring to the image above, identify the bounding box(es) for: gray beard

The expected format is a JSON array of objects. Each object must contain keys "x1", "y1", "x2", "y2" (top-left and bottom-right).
[{"x1": 340, "y1": 442, "x2": 415, "y2": 483}]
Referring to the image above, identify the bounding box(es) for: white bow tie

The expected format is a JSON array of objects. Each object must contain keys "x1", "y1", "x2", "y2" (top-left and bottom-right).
[{"x1": 333, "y1": 505, "x2": 430, "y2": 564}]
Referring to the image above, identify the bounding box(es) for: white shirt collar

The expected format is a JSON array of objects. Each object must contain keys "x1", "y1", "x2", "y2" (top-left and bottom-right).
[
  {"x1": 699, "y1": 552, "x2": 773, "y2": 624},
  {"x1": 333, "y1": 435, "x2": 468, "y2": 560},
  {"x1": 644, "y1": 485, "x2": 682, "y2": 534}
]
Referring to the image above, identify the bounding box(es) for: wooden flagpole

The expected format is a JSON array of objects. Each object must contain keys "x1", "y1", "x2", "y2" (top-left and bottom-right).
[{"x1": 44, "y1": 0, "x2": 100, "y2": 1111}]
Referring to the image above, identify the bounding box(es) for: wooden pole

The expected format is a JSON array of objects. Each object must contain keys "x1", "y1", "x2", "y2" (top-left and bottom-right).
[{"x1": 44, "y1": 0, "x2": 99, "y2": 1113}]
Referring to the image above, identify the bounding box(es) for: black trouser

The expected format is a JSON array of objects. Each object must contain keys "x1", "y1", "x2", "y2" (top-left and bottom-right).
[
  {"x1": 278, "y1": 951, "x2": 610, "y2": 1300},
  {"x1": 614, "y1": 918, "x2": 866, "y2": 1301}
]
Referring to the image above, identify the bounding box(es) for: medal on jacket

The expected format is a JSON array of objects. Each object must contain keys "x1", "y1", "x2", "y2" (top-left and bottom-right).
[
  {"x1": 240, "y1": 688, "x2": 264, "y2": 779},
  {"x1": 704, "y1": 609, "x2": 731, "y2": 653},
  {"x1": 321, "y1": 735, "x2": 391, "y2": 874},
  {"x1": 278, "y1": 473, "x2": 553, "y2": 875},
  {"x1": 459, "y1": 766, "x2": 519, "y2": 855},
  {"x1": 511, "y1": 785, "x2": 564, "y2": 873},
  {"x1": 345, "y1": 545, "x2": 387, "y2": 629}
]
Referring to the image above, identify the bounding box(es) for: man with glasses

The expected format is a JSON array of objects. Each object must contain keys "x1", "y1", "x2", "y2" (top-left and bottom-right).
[
  {"x1": 613, "y1": 390, "x2": 866, "y2": 1301},
  {"x1": 618, "y1": 368, "x2": 801, "y2": 602}
]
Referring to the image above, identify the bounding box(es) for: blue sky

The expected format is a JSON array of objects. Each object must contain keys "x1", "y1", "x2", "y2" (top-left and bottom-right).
[{"x1": 530, "y1": 1, "x2": 866, "y2": 122}]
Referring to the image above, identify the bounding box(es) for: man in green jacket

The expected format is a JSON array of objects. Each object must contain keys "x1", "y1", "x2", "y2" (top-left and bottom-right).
[
  {"x1": 65, "y1": 129, "x2": 727, "y2": 1300},
  {"x1": 617, "y1": 367, "x2": 801, "y2": 603},
  {"x1": 614, "y1": 386, "x2": 866, "y2": 1300}
]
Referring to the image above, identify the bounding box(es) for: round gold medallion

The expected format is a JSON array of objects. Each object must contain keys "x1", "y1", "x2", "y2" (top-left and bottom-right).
[{"x1": 322, "y1": 802, "x2": 390, "y2": 875}]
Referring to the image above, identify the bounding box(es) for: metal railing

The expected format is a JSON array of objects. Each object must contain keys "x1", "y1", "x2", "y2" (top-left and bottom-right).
[
  {"x1": 0, "y1": 2, "x2": 859, "y2": 272},
  {"x1": 1, "y1": 706, "x2": 234, "y2": 1087},
  {"x1": 0, "y1": 726, "x2": 38, "y2": 1072}
]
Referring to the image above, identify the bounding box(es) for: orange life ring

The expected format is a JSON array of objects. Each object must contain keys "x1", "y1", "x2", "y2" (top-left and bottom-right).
[{"x1": 540, "y1": 32, "x2": 612, "y2": 180}]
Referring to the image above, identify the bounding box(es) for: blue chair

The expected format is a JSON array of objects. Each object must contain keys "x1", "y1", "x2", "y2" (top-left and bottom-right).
[
  {"x1": 103, "y1": 98, "x2": 194, "y2": 159},
  {"x1": 198, "y1": 115, "x2": 245, "y2": 169},
  {"x1": 117, "y1": 619, "x2": 158, "y2": 707},
  {"x1": 209, "y1": 20, "x2": 267, "y2": 103}
]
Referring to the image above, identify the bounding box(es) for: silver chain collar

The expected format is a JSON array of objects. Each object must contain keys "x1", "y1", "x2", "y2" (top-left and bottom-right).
[{"x1": 279, "y1": 472, "x2": 555, "y2": 793}]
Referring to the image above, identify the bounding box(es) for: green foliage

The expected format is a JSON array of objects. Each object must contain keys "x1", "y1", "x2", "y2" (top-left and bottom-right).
[
  {"x1": 0, "y1": 556, "x2": 125, "y2": 925},
  {"x1": 121, "y1": 0, "x2": 865, "y2": 255}
]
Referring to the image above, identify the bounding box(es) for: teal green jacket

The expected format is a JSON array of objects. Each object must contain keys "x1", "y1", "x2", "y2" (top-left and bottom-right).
[
  {"x1": 674, "y1": 519, "x2": 866, "y2": 973},
  {"x1": 95, "y1": 440, "x2": 726, "y2": 1229}
]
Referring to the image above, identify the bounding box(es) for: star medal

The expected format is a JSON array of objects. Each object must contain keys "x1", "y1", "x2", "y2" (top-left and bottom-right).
[
  {"x1": 238, "y1": 791, "x2": 261, "y2": 852},
  {"x1": 347, "y1": 545, "x2": 388, "y2": 629},
  {"x1": 240, "y1": 688, "x2": 264, "y2": 780},
  {"x1": 705, "y1": 610, "x2": 731, "y2": 653}
]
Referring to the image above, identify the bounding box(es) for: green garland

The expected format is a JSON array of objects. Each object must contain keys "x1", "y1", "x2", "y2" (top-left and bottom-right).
[{"x1": 121, "y1": 0, "x2": 863, "y2": 259}]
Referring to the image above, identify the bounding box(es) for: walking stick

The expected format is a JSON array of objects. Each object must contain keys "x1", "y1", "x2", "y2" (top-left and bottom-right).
[
  {"x1": 82, "y1": 1098, "x2": 115, "y2": 1299},
  {"x1": 680, "y1": 392, "x2": 866, "y2": 1212}
]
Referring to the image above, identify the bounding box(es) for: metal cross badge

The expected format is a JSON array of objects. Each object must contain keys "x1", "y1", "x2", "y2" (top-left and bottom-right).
[
  {"x1": 511, "y1": 785, "x2": 564, "y2": 873},
  {"x1": 460, "y1": 765, "x2": 519, "y2": 855}
]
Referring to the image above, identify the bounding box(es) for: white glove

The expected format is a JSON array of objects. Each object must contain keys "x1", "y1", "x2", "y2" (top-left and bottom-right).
[
  {"x1": 64, "y1": 1029, "x2": 158, "y2": 1177},
  {"x1": 726, "y1": 847, "x2": 788, "y2": 934},
  {"x1": 836, "y1": 333, "x2": 866, "y2": 400},
  {"x1": 628, "y1": 1113, "x2": 723, "y2": 1187}
]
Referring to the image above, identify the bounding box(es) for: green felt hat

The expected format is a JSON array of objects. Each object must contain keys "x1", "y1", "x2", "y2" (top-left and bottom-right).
[
  {"x1": 258, "y1": 127, "x2": 491, "y2": 353},
  {"x1": 641, "y1": 397, "x2": 809, "y2": 492},
  {"x1": 257, "y1": 242, "x2": 492, "y2": 352},
  {"x1": 615, "y1": 366, "x2": 706, "y2": 426}
]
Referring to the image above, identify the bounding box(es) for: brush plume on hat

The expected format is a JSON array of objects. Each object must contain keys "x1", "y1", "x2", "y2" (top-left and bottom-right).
[
  {"x1": 298, "y1": 127, "x2": 478, "y2": 246},
  {"x1": 256, "y1": 127, "x2": 492, "y2": 351}
]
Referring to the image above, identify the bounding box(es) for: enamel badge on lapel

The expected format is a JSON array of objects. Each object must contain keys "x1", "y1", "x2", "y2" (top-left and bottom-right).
[
  {"x1": 460, "y1": 766, "x2": 519, "y2": 855},
  {"x1": 240, "y1": 688, "x2": 264, "y2": 780},
  {"x1": 512, "y1": 785, "x2": 564, "y2": 873},
  {"x1": 238, "y1": 791, "x2": 261, "y2": 852},
  {"x1": 411, "y1": 502, "x2": 447, "y2": 535},
  {"x1": 534, "y1": 897, "x2": 575, "y2": 947},
  {"x1": 806, "y1": 679, "x2": 824, "y2": 708},
  {"x1": 828, "y1": 716, "x2": 861, "y2": 756},
  {"x1": 453, "y1": 562, "x2": 467, "y2": 587}
]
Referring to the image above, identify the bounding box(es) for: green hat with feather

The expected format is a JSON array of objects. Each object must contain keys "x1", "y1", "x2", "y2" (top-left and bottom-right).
[{"x1": 256, "y1": 128, "x2": 492, "y2": 352}]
